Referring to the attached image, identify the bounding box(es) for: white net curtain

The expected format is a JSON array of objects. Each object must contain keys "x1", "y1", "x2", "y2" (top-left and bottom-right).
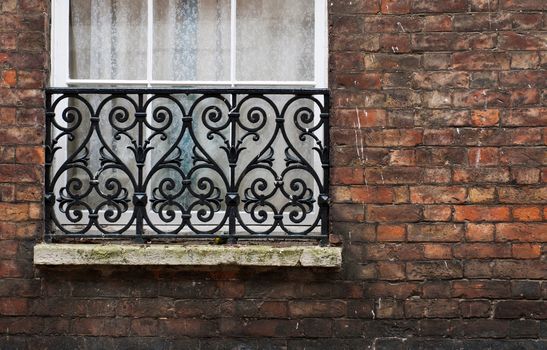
[
  {"x1": 69, "y1": 0, "x2": 314, "y2": 81},
  {"x1": 64, "y1": 0, "x2": 318, "y2": 232}
]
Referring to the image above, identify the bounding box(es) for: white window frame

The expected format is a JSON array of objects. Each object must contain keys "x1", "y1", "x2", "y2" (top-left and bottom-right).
[
  {"x1": 49, "y1": 0, "x2": 328, "y2": 234},
  {"x1": 51, "y1": 0, "x2": 327, "y2": 88}
]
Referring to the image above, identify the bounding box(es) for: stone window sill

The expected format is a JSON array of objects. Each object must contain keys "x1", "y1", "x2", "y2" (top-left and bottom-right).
[{"x1": 33, "y1": 243, "x2": 342, "y2": 268}]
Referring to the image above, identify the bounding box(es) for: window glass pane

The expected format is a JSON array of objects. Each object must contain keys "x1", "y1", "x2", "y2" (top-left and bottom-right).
[
  {"x1": 236, "y1": 0, "x2": 314, "y2": 81},
  {"x1": 153, "y1": 0, "x2": 230, "y2": 81},
  {"x1": 70, "y1": 0, "x2": 148, "y2": 80}
]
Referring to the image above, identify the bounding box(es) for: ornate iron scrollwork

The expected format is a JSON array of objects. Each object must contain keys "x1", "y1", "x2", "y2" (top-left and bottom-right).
[{"x1": 45, "y1": 88, "x2": 330, "y2": 242}]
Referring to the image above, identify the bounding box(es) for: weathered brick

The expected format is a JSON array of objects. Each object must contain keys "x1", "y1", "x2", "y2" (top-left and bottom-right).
[
  {"x1": 411, "y1": 0, "x2": 467, "y2": 13},
  {"x1": 460, "y1": 300, "x2": 491, "y2": 318},
  {"x1": 405, "y1": 299, "x2": 460, "y2": 318},
  {"x1": 511, "y1": 243, "x2": 542, "y2": 258},
  {"x1": 377, "y1": 224, "x2": 406, "y2": 241},
  {"x1": 453, "y1": 52, "x2": 510, "y2": 70},
  {"x1": 511, "y1": 168, "x2": 541, "y2": 185},
  {"x1": 454, "y1": 206, "x2": 511, "y2": 222},
  {"x1": 407, "y1": 261, "x2": 463, "y2": 280},
  {"x1": 494, "y1": 301, "x2": 547, "y2": 319},
  {"x1": 407, "y1": 223, "x2": 464, "y2": 242},
  {"x1": 512, "y1": 206, "x2": 542, "y2": 221},
  {"x1": 453, "y1": 243, "x2": 512, "y2": 259},
  {"x1": 466, "y1": 223, "x2": 495, "y2": 242},
  {"x1": 367, "y1": 205, "x2": 422, "y2": 222},
  {"x1": 496, "y1": 223, "x2": 547, "y2": 242},
  {"x1": 498, "y1": 186, "x2": 547, "y2": 203},
  {"x1": 471, "y1": 110, "x2": 500, "y2": 127},
  {"x1": 423, "y1": 243, "x2": 452, "y2": 259}
]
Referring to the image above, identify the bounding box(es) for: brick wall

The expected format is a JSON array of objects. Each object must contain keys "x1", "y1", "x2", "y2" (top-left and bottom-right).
[{"x1": 1, "y1": 0, "x2": 546, "y2": 348}]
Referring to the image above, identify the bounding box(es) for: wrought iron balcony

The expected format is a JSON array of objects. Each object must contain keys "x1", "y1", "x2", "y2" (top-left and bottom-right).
[{"x1": 45, "y1": 88, "x2": 330, "y2": 243}]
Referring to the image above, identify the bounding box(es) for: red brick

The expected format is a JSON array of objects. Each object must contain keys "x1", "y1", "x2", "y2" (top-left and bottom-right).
[
  {"x1": 423, "y1": 129, "x2": 455, "y2": 145},
  {"x1": 466, "y1": 223, "x2": 495, "y2": 242},
  {"x1": 367, "y1": 205, "x2": 422, "y2": 222},
  {"x1": 511, "y1": 168, "x2": 540, "y2": 185},
  {"x1": 411, "y1": 0, "x2": 467, "y2": 13},
  {"x1": 504, "y1": 108, "x2": 547, "y2": 127},
  {"x1": 512, "y1": 206, "x2": 542, "y2": 221},
  {"x1": 499, "y1": 32, "x2": 547, "y2": 51},
  {"x1": 405, "y1": 299, "x2": 460, "y2": 318},
  {"x1": 332, "y1": 204, "x2": 365, "y2": 222},
  {"x1": 454, "y1": 206, "x2": 511, "y2": 222},
  {"x1": 0, "y1": 298, "x2": 28, "y2": 315},
  {"x1": 494, "y1": 301, "x2": 547, "y2": 319},
  {"x1": 423, "y1": 205, "x2": 452, "y2": 221},
  {"x1": 364, "y1": 282, "x2": 420, "y2": 298},
  {"x1": 407, "y1": 261, "x2": 463, "y2": 280},
  {"x1": 423, "y1": 15, "x2": 453, "y2": 31},
  {"x1": 460, "y1": 300, "x2": 491, "y2": 318},
  {"x1": 380, "y1": 34, "x2": 412, "y2": 53},
  {"x1": 500, "y1": 148, "x2": 545, "y2": 165},
  {"x1": 453, "y1": 168, "x2": 510, "y2": 183},
  {"x1": 0, "y1": 108, "x2": 16, "y2": 125},
  {"x1": 289, "y1": 300, "x2": 346, "y2": 318},
  {"x1": 376, "y1": 298, "x2": 404, "y2": 319},
  {"x1": 351, "y1": 186, "x2": 394, "y2": 203},
  {"x1": 493, "y1": 260, "x2": 547, "y2": 279},
  {"x1": 334, "y1": 72, "x2": 382, "y2": 90},
  {"x1": 332, "y1": 167, "x2": 364, "y2": 185},
  {"x1": 389, "y1": 149, "x2": 416, "y2": 166},
  {"x1": 423, "y1": 244, "x2": 452, "y2": 259},
  {"x1": 15, "y1": 146, "x2": 44, "y2": 164},
  {"x1": 467, "y1": 147, "x2": 499, "y2": 166},
  {"x1": 510, "y1": 52, "x2": 540, "y2": 69},
  {"x1": 332, "y1": 109, "x2": 387, "y2": 128},
  {"x1": 377, "y1": 261, "x2": 406, "y2": 280},
  {"x1": 0, "y1": 127, "x2": 42, "y2": 145},
  {"x1": 468, "y1": 187, "x2": 496, "y2": 203},
  {"x1": 498, "y1": 186, "x2": 547, "y2": 204},
  {"x1": 364, "y1": 53, "x2": 421, "y2": 71},
  {"x1": 453, "y1": 52, "x2": 510, "y2": 70},
  {"x1": 365, "y1": 167, "x2": 423, "y2": 184},
  {"x1": 499, "y1": 0, "x2": 546, "y2": 10},
  {"x1": 410, "y1": 186, "x2": 466, "y2": 204},
  {"x1": 1, "y1": 69, "x2": 16, "y2": 87},
  {"x1": 496, "y1": 223, "x2": 547, "y2": 242},
  {"x1": 330, "y1": 0, "x2": 380, "y2": 14},
  {"x1": 411, "y1": 72, "x2": 469, "y2": 90},
  {"x1": 510, "y1": 88, "x2": 540, "y2": 106},
  {"x1": 452, "y1": 281, "x2": 511, "y2": 298},
  {"x1": 453, "y1": 243, "x2": 512, "y2": 258},
  {"x1": 407, "y1": 223, "x2": 463, "y2": 242},
  {"x1": 411, "y1": 33, "x2": 457, "y2": 51},
  {"x1": 0, "y1": 203, "x2": 30, "y2": 222},
  {"x1": 500, "y1": 71, "x2": 547, "y2": 88},
  {"x1": 381, "y1": 0, "x2": 411, "y2": 14},
  {"x1": 512, "y1": 243, "x2": 542, "y2": 259},
  {"x1": 377, "y1": 224, "x2": 406, "y2": 241},
  {"x1": 0, "y1": 164, "x2": 41, "y2": 183},
  {"x1": 471, "y1": 109, "x2": 500, "y2": 127},
  {"x1": 365, "y1": 129, "x2": 423, "y2": 146}
]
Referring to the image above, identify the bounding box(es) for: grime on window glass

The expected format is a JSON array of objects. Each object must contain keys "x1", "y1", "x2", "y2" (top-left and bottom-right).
[{"x1": 46, "y1": 0, "x2": 328, "y2": 241}]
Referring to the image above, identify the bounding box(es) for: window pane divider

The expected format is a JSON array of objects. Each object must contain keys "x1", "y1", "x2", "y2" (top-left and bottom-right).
[{"x1": 66, "y1": 79, "x2": 318, "y2": 87}]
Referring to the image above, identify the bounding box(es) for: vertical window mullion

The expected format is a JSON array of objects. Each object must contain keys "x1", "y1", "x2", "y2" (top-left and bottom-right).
[
  {"x1": 314, "y1": 0, "x2": 327, "y2": 88},
  {"x1": 230, "y1": 0, "x2": 237, "y2": 87},
  {"x1": 147, "y1": 0, "x2": 154, "y2": 86}
]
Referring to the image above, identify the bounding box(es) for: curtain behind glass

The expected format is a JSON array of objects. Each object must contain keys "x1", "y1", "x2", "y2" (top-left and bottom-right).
[
  {"x1": 67, "y1": 0, "x2": 318, "y2": 230},
  {"x1": 70, "y1": 0, "x2": 148, "y2": 80}
]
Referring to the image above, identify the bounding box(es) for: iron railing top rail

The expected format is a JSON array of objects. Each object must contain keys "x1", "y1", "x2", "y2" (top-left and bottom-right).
[
  {"x1": 46, "y1": 87, "x2": 330, "y2": 95},
  {"x1": 45, "y1": 88, "x2": 330, "y2": 244}
]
